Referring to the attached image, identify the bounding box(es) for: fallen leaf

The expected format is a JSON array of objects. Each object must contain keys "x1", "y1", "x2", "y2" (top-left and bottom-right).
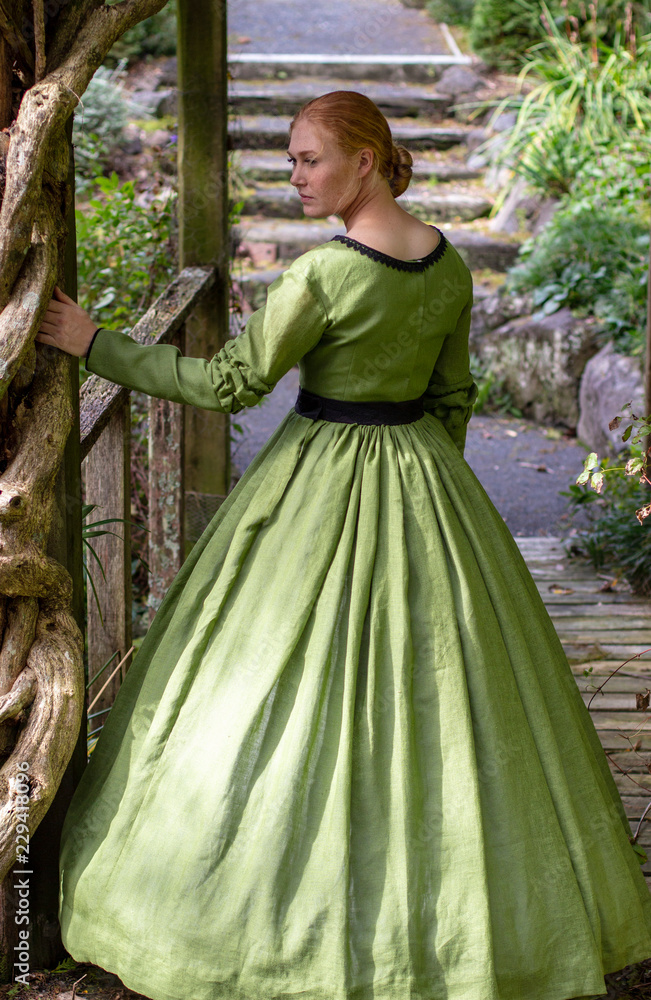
[
  {"x1": 505, "y1": 429, "x2": 518, "y2": 437},
  {"x1": 518, "y1": 461, "x2": 553, "y2": 473},
  {"x1": 237, "y1": 35, "x2": 252, "y2": 43},
  {"x1": 636, "y1": 689, "x2": 650, "y2": 711},
  {"x1": 549, "y1": 585, "x2": 574, "y2": 594}
]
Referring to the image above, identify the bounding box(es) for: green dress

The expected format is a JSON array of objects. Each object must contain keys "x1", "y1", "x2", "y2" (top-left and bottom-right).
[{"x1": 60, "y1": 229, "x2": 651, "y2": 1000}]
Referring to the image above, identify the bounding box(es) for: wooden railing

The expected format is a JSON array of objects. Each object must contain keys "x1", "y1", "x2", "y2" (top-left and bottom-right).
[{"x1": 79, "y1": 265, "x2": 217, "y2": 721}]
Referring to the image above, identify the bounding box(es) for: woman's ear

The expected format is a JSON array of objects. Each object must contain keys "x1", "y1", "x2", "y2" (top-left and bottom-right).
[{"x1": 357, "y1": 148, "x2": 375, "y2": 178}]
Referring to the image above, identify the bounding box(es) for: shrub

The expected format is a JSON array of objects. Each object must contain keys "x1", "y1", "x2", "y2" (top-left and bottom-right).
[
  {"x1": 73, "y1": 62, "x2": 131, "y2": 185},
  {"x1": 505, "y1": 181, "x2": 649, "y2": 354},
  {"x1": 105, "y1": 0, "x2": 177, "y2": 66},
  {"x1": 426, "y1": 0, "x2": 475, "y2": 25},
  {"x1": 470, "y1": 0, "x2": 649, "y2": 70},
  {"x1": 469, "y1": 0, "x2": 543, "y2": 69},
  {"x1": 480, "y1": 8, "x2": 651, "y2": 199},
  {"x1": 565, "y1": 445, "x2": 651, "y2": 596},
  {"x1": 76, "y1": 172, "x2": 177, "y2": 335}
]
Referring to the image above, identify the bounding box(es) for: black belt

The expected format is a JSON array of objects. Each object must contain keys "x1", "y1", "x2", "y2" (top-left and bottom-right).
[{"x1": 295, "y1": 387, "x2": 424, "y2": 426}]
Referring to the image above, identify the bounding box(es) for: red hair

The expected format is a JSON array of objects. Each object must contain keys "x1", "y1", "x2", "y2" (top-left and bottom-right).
[{"x1": 289, "y1": 91, "x2": 413, "y2": 198}]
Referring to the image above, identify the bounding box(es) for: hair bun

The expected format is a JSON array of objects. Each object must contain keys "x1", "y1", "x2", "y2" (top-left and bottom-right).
[{"x1": 389, "y1": 144, "x2": 413, "y2": 198}]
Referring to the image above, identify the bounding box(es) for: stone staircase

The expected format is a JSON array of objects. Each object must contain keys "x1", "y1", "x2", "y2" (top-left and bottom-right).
[{"x1": 227, "y1": 54, "x2": 524, "y2": 318}]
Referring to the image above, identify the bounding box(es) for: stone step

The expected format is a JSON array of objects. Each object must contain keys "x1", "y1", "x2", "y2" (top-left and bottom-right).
[
  {"x1": 229, "y1": 79, "x2": 452, "y2": 119},
  {"x1": 232, "y1": 220, "x2": 522, "y2": 275},
  {"x1": 229, "y1": 115, "x2": 471, "y2": 151},
  {"x1": 233, "y1": 149, "x2": 484, "y2": 184},
  {"x1": 239, "y1": 182, "x2": 493, "y2": 223},
  {"x1": 228, "y1": 53, "x2": 472, "y2": 85}
]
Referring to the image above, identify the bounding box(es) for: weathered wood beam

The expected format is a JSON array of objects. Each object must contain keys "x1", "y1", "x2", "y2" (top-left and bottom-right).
[
  {"x1": 148, "y1": 328, "x2": 185, "y2": 622},
  {"x1": 84, "y1": 399, "x2": 132, "y2": 716},
  {"x1": 79, "y1": 265, "x2": 216, "y2": 460},
  {"x1": 177, "y1": 0, "x2": 230, "y2": 556}
]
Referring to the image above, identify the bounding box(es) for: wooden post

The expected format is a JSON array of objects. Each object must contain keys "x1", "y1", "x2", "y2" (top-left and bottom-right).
[
  {"x1": 84, "y1": 401, "x2": 133, "y2": 713},
  {"x1": 148, "y1": 329, "x2": 185, "y2": 622},
  {"x1": 177, "y1": 0, "x2": 230, "y2": 557}
]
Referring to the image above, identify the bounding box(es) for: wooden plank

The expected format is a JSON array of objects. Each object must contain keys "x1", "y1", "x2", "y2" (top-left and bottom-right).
[
  {"x1": 580, "y1": 692, "x2": 651, "y2": 711},
  {"x1": 84, "y1": 400, "x2": 133, "y2": 716},
  {"x1": 586, "y1": 711, "x2": 651, "y2": 731},
  {"x1": 569, "y1": 660, "x2": 651, "y2": 676},
  {"x1": 577, "y1": 675, "x2": 651, "y2": 694},
  {"x1": 549, "y1": 604, "x2": 651, "y2": 618},
  {"x1": 562, "y1": 642, "x2": 651, "y2": 661},
  {"x1": 148, "y1": 327, "x2": 185, "y2": 624},
  {"x1": 551, "y1": 615, "x2": 651, "y2": 630},
  {"x1": 80, "y1": 266, "x2": 216, "y2": 459},
  {"x1": 597, "y1": 730, "x2": 651, "y2": 751}
]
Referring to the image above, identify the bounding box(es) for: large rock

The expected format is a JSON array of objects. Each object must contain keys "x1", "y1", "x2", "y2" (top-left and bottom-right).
[
  {"x1": 470, "y1": 305, "x2": 603, "y2": 427},
  {"x1": 577, "y1": 341, "x2": 645, "y2": 455},
  {"x1": 436, "y1": 65, "x2": 485, "y2": 97}
]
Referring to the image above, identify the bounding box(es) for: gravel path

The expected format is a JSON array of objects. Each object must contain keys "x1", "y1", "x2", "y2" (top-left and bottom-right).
[
  {"x1": 228, "y1": 0, "x2": 447, "y2": 56},
  {"x1": 231, "y1": 368, "x2": 587, "y2": 538}
]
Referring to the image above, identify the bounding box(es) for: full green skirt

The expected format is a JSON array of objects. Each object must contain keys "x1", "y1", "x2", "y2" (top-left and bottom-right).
[{"x1": 60, "y1": 410, "x2": 651, "y2": 1000}]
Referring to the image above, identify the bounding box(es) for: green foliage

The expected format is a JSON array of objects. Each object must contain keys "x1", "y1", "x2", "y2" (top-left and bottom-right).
[
  {"x1": 469, "y1": 0, "x2": 649, "y2": 70},
  {"x1": 105, "y1": 0, "x2": 177, "y2": 66},
  {"x1": 564, "y1": 408, "x2": 651, "y2": 596},
  {"x1": 505, "y1": 194, "x2": 649, "y2": 353},
  {"x1": 426, "y1": 0, "x2": 475, "y2": 25},
  {"x1": 469, "y1": 352, "x2": 523, "y2": 417},
  {"x1": 73, "y1": 62, "x2": 131, "y2": 185},
  {"x1": 76, "y1": 173, "x2": 177, "y2": 335},
  {"x1": 480, "y1": 7, "x2": 651, "y2": 199},
  {"x1": 470, "y1": 0, "x2": 543, "y2": 69},
  {"x1": 564, "y1": 465, "x2": 651, "y2": 596}
]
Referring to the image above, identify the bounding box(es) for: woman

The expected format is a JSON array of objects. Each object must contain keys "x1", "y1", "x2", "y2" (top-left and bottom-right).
[{"x1": 39, "y1": 91, "x2": 651, "y2": 1000}]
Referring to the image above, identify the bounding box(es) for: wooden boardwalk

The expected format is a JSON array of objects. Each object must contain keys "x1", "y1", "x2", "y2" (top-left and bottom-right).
[{"x1": 517, "y1": 536, "x2": 651, "y2": 888}]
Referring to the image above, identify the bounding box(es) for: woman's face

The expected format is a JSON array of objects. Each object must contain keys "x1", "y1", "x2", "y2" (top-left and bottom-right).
[{"x1": 287, "y1": 119, "x2": 365, "y2": 219}]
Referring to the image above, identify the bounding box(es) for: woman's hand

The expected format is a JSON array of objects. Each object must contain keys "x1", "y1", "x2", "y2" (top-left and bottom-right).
[{"x1": 35, "y1": 285, "x2": 98, "y2": 358}]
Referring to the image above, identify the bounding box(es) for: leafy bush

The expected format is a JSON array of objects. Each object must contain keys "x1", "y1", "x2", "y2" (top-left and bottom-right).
[
  {"x1": 76, "y1": 172, "x2": 177, "y2": 335},
  {"x1": 470, "y1": 0, "x2": 649, "y2": 70},
  {"x1": 480, "y1": 7, "x2": 651, "y2": 199},
  {"x1": 506, "y1": 193, "x2": 649, "y2": 354},
  {"x1": 565, "y1": 462, "x2": 651, "y2": 596},
  {"x1": 105, "y1": 0, "x2": 177, "y2": 66},
  {"x1": 73, "y1": 62, "x2": 131, "y2": 185},
  {"x1": 470, "y1": 0, "x2": 543, "y2": 69},
  {"x1": 426, "y1": 0, "x2": 475, "y2": 25}
]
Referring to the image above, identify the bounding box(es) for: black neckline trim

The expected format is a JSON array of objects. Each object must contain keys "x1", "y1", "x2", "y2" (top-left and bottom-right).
[{"x1": 329, "y1": 226, "x2": 448, "y2": 272}]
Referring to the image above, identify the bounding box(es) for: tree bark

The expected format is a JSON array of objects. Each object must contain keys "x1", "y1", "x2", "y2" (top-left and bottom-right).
[{"x1": 0, "y1": 0, "x2": 168, "y2": 891}]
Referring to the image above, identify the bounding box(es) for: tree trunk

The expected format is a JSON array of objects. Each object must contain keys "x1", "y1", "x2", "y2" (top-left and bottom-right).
[{"x1": 0, "y1": 0, "x2": 170, "y2": 971}]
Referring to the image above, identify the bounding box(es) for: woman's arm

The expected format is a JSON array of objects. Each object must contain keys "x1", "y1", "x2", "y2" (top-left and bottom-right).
[
  {"x1": 422, "y1": 295, "x2": 478, "y2": 458},
  {"x1": 37, "y1": 266, "x2": 329, "y2": 413}
]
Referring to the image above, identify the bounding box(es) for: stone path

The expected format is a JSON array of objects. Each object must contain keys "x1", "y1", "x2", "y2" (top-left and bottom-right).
[{"x1": 228, "y1": 0, "x2": 449, "y2": 57}]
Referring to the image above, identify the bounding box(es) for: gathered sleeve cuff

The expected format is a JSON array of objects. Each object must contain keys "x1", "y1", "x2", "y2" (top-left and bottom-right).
[
  {"x1": 84, "y1": 264, "x2": 329, "y2": 413},
  {"x1": 422, "y1": 373, "x2": 478, "y2": 456}
]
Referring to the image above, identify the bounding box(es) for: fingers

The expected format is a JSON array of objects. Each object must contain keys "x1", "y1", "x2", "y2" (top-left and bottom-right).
[
  {"x1": 39, "y1": 320, "x2": 61, "y2": 335},
  {"x1": 53, "y1": 285, "x2": 77, "y2": 305},
  {"x1": 34, "y1": 332, "x2": 57, "y2": 346}
]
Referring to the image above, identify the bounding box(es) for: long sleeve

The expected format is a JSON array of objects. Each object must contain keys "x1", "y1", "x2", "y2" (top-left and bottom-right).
[
  {"x1": 85, "y1": 264, "x2": 329, "y2": 413},
  {"x1": 422, "y1": 294, "x2": 478, "y2": 457}
]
